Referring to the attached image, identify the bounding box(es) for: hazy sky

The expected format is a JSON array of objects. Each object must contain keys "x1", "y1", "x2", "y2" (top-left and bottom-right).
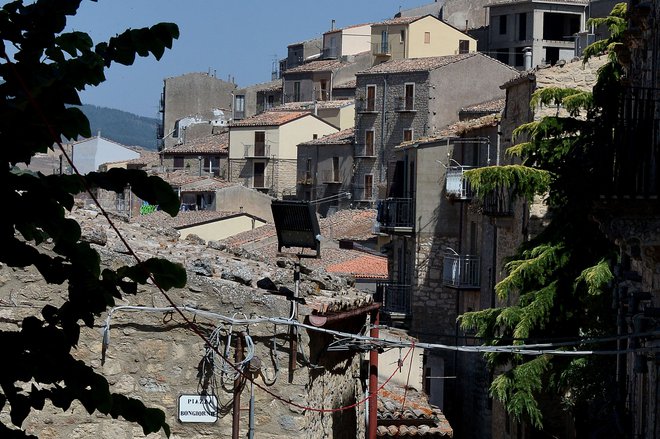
[{"x1": 59, "y1": 0, "x2": 434, "y2": 118}]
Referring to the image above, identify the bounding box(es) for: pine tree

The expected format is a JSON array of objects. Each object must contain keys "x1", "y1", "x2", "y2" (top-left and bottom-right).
[{"x1": 460, "y1": 4, "x2": 629, "y2": 435}]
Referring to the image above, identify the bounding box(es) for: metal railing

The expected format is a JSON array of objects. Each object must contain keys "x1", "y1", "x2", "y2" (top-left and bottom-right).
[
  {"x1": 442, "y1": 254, "x2": 480, "y2": 288},
  {"x1": 396, "y1": 96, "x2": 415, "y2": 112},
  {"x1": 481, "y1": 184, "x2": 514, "y2": 217},
  {"x1": 352, "y1": 185, "x2": 375, "y2": 201},
  {"x1": 298, "y1": 172, "x2": 313, "y2": 185},
  {"x1": 446, "y1": 165, "x2": 474, "y2": 200},
  {"x1": 356, "y1": 99, "x2": 377, "y2": 113},
  {"x1": 322, "y1": 47, "x2": 339, "y2": 59},
  {"x1": 377, "y1": 198, "x2": 414, "y2": 232},
  {"x1": 354, "y1": 143, "x2": 376, "y2": 157},
  {"x1": 321, "y1": 169, "x2": 340, "y2": 183},
  {"x1": 376, "y1": 283, "x2": 411, "y2": 315},
  {"x1": 243, "y1": 144, "x2": 270, "y2": 158}
]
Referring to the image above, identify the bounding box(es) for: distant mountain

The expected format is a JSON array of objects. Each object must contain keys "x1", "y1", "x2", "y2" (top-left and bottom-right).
[{"x1": 77, "y1": 104, "x2": 160, "y2": 150}]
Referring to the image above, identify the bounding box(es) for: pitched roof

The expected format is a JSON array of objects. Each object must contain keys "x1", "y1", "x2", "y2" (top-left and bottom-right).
[
  {"x1": 283, "y1": 59, "x2": 344, "y2": 74},
  {"x1": 461, "y1": 98, "x2": 506, "y2": 114},
  {"x1": 229, "y1": 111, "x2": 311, "y2": 127},
  {"x1": 326, "y1": 253, "x2": 388, "y2": 279},
  {"x1": 372, "y1": 15, "x2": 425, "y2": 26},
  {"x1": 299, "y1": 127, "x2": 355, "y2": 146},
  {"x1": 359, "y1": 53, "x2": 478, "y2": 75},
  {"x1": 333, "y1": 79, "x2": 356, "y2": 89},
  {"x1": 133, "y1": 210, "x2": 244, "y2": 229},
  {"x1": 273, "y1": 100, "x2": 354, "y2": 111},
  {"x1": 489, "y1": 0, "x2": 587, "y2": 6},
  {"x1": 377, "y1": 384, "x2": 453, "y2": 437},
  {"x1": 161, "y1": 131, "x2": 229, "y2": 155},
  {"x1": 324, "y1": 22, "x2": 371, "y2": 34},
  {"x1": 157, "y1": 171, "x2": 235, "y2": 190}
]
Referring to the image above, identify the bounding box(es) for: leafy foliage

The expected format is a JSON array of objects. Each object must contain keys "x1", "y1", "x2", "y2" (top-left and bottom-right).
[
  {"x1": 0, "y1": 1, "x2": 181, "y2": 436},
  {"x1": 459, "y1": 4, "x2": 629, "y2": 434},
  {"x1": 465, "y1": 164, "x2": 550, "y2": 201}
]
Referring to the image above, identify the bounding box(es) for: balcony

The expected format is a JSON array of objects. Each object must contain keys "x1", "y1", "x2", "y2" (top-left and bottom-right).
[
  {"x1": 372, "y1": 41, "x2": 391, "y2": 56},
  {"x1": 377, "y1": 198, "x2": 414, "y2": 234},
  {"x1": 321, "y1": 169, "x2": 341, "y2": 184},
  {"x1": 353, "y1": 185, "x2": 375, "y2": 202},
  {"x1": 445, "y1": 165, "x2": 474, "y2": 200},
  {"x1": 481, "y1": 184, "x2": 514, "y2": 217},
  {"x1": 298, "y1": 172, "x2": 314, "y2": 185},
  {"x1": 354, "y1": 144, "x2": 376, "y2": 158},
  {"x1": 395, "y1": 96, "x2": 415, "y2": 112},
  {"x1": 376, "y1": 283, "x2": 411, "y2": 315},
  {"x1": 234, "y1": 110, "x2": 245, "y2": 120},
  {"x1": 598, "y1": 86, "x2": 660, "y2": 198},
  {"x1": 443, "y1": 254, "x2": 480, "y2": 289},
  {"x1": 322, "y1": 47, "x2": 339, "y2": 59},
  {"x1": 356, "y1": 99, "x2": 377, "y2": 114},
  {"x1": 243, "y1": 144, "x2": 270, "y2": 158}
]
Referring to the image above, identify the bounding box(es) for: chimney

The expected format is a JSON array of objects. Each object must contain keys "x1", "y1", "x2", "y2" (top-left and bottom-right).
[
  {"x1": 331, "y1": 19, "x2": 335, "y2": 31},
  {"x1": 523, "y1": 47, "x2": 533, "y2": 70}
]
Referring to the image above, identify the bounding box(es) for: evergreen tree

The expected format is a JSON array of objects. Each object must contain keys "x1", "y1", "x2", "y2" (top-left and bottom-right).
[{"x1": 460, "y1": 4, "x2": 629, "y2": 435}]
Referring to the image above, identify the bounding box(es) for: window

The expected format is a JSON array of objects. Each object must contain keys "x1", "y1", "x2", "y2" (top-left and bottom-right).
[
  {"x1": 255, "y1": 131, "x2": 265, "y2": 156},
  {"x1": 403, "y1": 129, "x2": 413, "y2": 142},
  {"x1": 332, "y1": 157, "x2": 340, "y2": 181},
  {"x1": 312, "y1": 134, "x2": 318, "y2": 140},
  {"x1": 403, "y1": 83, "x2": 414, "y2": 110},
  {"x1": 458, "y1": 40, "x2": 470, "y2": 54},
  {"x1": 253, "y1": 162, "x2": 265, "y2": 188},
  {"x1": 366, "y1": 84, "x2": 376, "y2": 112},
  {"x1": 424, "y1": 32, "x2": 431, "y2": 44},
  {"x1": 498, "y1": 15, "x2": 507, "y2": 35},
  {"x1": 293, "y1": 81, "x2": 301, "y2": 101},
  {"x1": 266, "y1": 94, "x2": 275, "y2": 110},
  {"x1": 365, "y1": 130, "x2": 375, "y2": 156},
  {"x1": 364, "y1": 174, "x2": 373, "y2": 199},
  {"x1": 319, "y1": 79, "x2": 328, "y2": 100},
  {"x1": 305, "y1": 158, "x2": 312, "y2": 181},
  {"x1": 518, "y1": 13, "x2": 527, "y2": 41},
  {"x1": 514, "y1": 47, "x2": 525, "y2": 67},
  {"x1": 400, "y1": 30, "x2": 405, "y2": 43},
  {"x1": 173, "y1": 156, "x2": 184, "y2": 169},
  {"x1": 234, "y1": 95, "x2": 245, "y2": 119},
  {"x1": 495, "y1": 49, "x2": 509, "y2": 64},
  {"x1": 381, "y1": 30, "x2": 388, "y2": 53}
]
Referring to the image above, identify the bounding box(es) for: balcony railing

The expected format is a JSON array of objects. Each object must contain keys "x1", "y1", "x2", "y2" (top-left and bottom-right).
[
  {"x1": 322, "y1": 47, "x2": 339, "y2": 59},
  {"x1": 234, "y1": 110, "x2": 245, "y2": 120},
  {"x1": 354, "y1": 144, "x2": 376, "y2": 157},
  {"x1": 395, "y1": 96, "x2": 415, "y2": 112},
  {"x1": 372, "y1": 41, "x2": 391, "y2": 56},
  {"x1": 377, "y1": 198, "x2": 414, "y2": 233},
  {"x1": 481, "y1": 184, "x2": 514, "y2": 217},
  {"x1": 298, "y1": 172, "x2": 314, "y2": 185},
  {"x1": 353, "y1": 185, "x2": 375, "y2": 201},
  {"x1": 356, "y1": 100, "x2": 377, "y2": 113},
  {"x1": 599, "y1": 86, "x2": 660, "y2": 197},
  {"x1": 243, "y1": 144, "x2": 270, "y2": 158},
  {"x1": 321, "y1": 169, "x2": 340, "y2": 183},
  {"x1": 376, "y1": 283, "x2": 411, "y2": 315},
  {"x1": 442, "y1": 254, "x2": 480, "y2": 289},
  {"x1": 446, "y1": 165, "x2": 474, "y2": 200}
]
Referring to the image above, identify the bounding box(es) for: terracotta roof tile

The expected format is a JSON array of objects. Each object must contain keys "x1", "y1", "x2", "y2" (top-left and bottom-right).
[
  {"x1": 230, "y1": 111, "x2": 310, "y2": 127},
  {"x1": 372, "y1": 15, "x2": 424, "y2": 26},
  {"x1": 162, "y1": 131, "x2": 229, "y2": 155},
  {"x1": 326, "y1": 254, "x2": 388, "y2": 279},
  {"x1": 133, "y1": 210, "x2": 241, "y2": 229},
  {"x1": 359, "y1": 53, "x2": 477, "y2": 75},
  {"x1": 272, "y1": 100, "x2": 354, "y2": 111},
  {"x1": 461, "y1": 98, "x2": 505, "y2": 114},
  {"x1": 283, "y1": 59, "x2": 344, "y2": 74},
  {"x1": 299, "y1": 127, "x2": 355, "y2": 146},
  {"x1": 157, "y1": 171, "x2": 235, "y2": 190},
  {"x1": 333, "y1": 79, "x2": 356, "y2": 89},
  {"x1": 490, "y1": 0, "x2": 587, "y2": 5},
  {"x1": 377, "y1": 384, "x2": 453, "y2": 437},
  {"x1": 324, "y1": 22, "x2": 371, "y2": 33}
]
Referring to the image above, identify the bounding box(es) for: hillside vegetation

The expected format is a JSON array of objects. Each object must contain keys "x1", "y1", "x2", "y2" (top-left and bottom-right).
[{"x1": 78, "y1": 104, "x2": 160, "y2": 150}]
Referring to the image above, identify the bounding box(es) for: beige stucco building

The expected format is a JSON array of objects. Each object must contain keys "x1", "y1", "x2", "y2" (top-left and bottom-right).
[
  {"x1": 371, "y1": 15, "x2": 477, "y2": 63},
  {"x1": 228, "y1": 111, "x2": 338, "y2": 198},
  {"x1": 322, "y1": 23, "x2": 372, "y2": 59}
]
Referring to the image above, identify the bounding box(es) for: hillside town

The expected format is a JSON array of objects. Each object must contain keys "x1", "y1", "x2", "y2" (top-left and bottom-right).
[{"x1": 2, "y1": 0, "x2": 659, "y2": 438}]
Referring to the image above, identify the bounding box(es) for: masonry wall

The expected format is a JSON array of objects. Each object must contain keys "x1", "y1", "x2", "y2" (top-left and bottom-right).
[{"x1": 0, "y1": 214, "x2": 369, "y2": 438}]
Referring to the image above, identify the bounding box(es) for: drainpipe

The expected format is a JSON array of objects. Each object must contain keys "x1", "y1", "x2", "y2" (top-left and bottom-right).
[{"x1": 380, "y1": 76, "x2": 388, "y2": 183}]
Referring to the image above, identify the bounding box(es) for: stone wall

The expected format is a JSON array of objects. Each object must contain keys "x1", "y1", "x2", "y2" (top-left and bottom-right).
[{"x1": 0, "y1": 207, "x2": 370, "y2": 438}]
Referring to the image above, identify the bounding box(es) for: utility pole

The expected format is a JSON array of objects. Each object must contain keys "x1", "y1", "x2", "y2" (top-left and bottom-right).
[{"x1": 232, "y1": 334, "x2": 244, "y2": 439}]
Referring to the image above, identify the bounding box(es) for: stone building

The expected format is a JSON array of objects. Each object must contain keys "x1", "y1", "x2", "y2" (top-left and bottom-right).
[
  {"x1": 353, "y1": 52, "x2": 517, "y2": 205},
  {"x1": 233, "y1": 80, "x2": 283, "y2": 121},
  {"x1": 228, "y1": 111, "x2": 338, "y2": 198},
  {"x1": 296, "y1": 128, "x2": 355, "y2": 216},
  {"x1": 0, "y1": 206, "x2": 376, "y2": 438},
  {"x1": 160, "y1": 131, "x2": 229, "y2": 179},
  {"x1": 159, "y1": 72, "x2": 235, "y2": 150}
]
